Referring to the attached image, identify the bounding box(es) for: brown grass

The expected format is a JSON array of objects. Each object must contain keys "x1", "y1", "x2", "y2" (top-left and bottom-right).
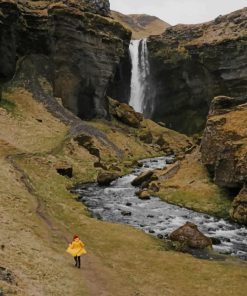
[{"x1": 0, "y1": 87, "x2": 246, "y2": 295}]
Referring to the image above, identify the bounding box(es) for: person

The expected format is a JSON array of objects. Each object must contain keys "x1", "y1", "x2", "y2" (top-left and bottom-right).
[{"x1": 66, "y1": 235, "x2": 87, "y2": 268}]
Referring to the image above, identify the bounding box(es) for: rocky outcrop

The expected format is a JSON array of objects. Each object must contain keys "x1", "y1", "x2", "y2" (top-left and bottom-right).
[
  {"x1": 170, "y1": 222, "x2": 212, "y2": 249},
  {"x1": 111, "y1": 11, "x2": 170, "y2": 39},
  {"x1": 109, "y1": 98, "x2": 143, "y2": 128},
  {"x1": 201, "y1": 96, "x2": 247, "y2": 224},
  {"x1": 148, "y1": 8, "x2": 247, "y2": 134},
  {"x1": 0, "y1": 0, "x2": 19, "y2": 99},
  {"x1": 230, "y1": 187, "x2": 247, "y2": 225},
  {"x1": 131, "y1": 170, "x2": 154, "y2": 187},
  {"x1": 0, "y1": 0, "x2": 131, "y2": 119},
  {"x1": 201, "y1": 96, "x2": 247, "y2": 189},
  {"x1": 97, "y1": 171, "x2": 119, "y2": 186}
]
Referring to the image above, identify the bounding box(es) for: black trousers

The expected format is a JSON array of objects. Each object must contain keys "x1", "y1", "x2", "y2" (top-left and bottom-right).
[{"x1": 74, "y1": 256, "x2": 81, "y2": 268}]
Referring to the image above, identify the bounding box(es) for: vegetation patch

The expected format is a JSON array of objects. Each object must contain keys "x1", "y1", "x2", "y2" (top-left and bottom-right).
[{"x1": 0, "y1": 98, "x2": 16, "y2": 114}]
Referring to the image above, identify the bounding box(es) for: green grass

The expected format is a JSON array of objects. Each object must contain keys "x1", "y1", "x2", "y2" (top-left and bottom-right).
[{"x1": 158, "y1": 190, "x2": 232, "y2": 218}]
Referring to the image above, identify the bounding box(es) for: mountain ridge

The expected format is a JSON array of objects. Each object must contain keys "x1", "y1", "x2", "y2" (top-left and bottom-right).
[{"x1": 111, "y1": 10, "x2": 170, "y2": 39}]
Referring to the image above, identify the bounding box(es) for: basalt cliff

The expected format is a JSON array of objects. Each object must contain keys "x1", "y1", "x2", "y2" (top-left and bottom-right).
[
  {"x1": 148, "y1": 8, "x2": 247, "y2": 134},
  {"x1": 201, "y1": 96, "x2": 247, "y2": 224},
  {"x1": 0, "y1": 0, "x2": 131, "y2": 120}
]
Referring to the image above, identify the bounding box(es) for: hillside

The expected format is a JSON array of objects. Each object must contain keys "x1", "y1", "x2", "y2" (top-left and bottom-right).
[
  {"x1": 0, "y1": 1, "x2": 247, "y2": 296},
  {"x1": 111, "y1": 11, "x2": 170, "y2": 39}
]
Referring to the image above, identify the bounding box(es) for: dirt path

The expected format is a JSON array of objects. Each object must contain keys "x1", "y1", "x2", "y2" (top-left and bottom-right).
[{"x1": 6, "y1": 154, "x2": 112, "y2": 296}]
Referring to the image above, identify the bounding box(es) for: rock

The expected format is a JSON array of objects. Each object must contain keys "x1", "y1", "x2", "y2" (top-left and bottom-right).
[
  {"x1": 170, "y1": 222, "x2": 212, "y2": 249},
  {"x1": 85, "y1": 0, "x2": 110, "y2": 16},
  {"x1": 0, "y1": 1, "x2": 19, "y2": 86},
  {"x1": 230, "y1": 187, "x2": 247, "y2": 225},
  {"x1": 121, "y1": 211, "x2": 132, "y2": 216},
  {"x1": 131, "y1": 171, "x2": 154, "y2": 187},
  {"x1": 166, "y1": 158, "x2": 175, "y2": 165},
  {"x1": 109, "y1": 98, "x2": 143, "y2": 128},
  {"x1": 136, "y1": 190, "x2": 150, "y2": 200},
  {"x1": 210, "y1": 237, "x2": 221, "y2": 245},
  {"x1": 55, "y1": 163, "x2": 73, "y2": 178},
  {"x1": 157, "y1": 234, "x2": 164, "y2": 239},
  {"x1": 75, "y1": 134, "x2": 100, "y2": 158},
  {"x1": 0, "y1": 267, "x2": 15, "y2": 284},
  {"x1": 137, "y1": 162, "x2": 143, "y2": 168},
  {"x1": 126, "y1": 202, "x2": 132, "y2": 207},
  {"x1": 94, "y1": 162, "x2": 107, "y2": 170},
  {"x1": 209, "y1": 96, "x2": 241, "y2": 116},
  {"x1": 148, "y1": 8, "x2": 247, "y2": 135},
  {"x1": 149, "y1": 229, "x2": 155, "y2": 234},
  {"x1": 0, "y1": 0, "x2": 131, "y2": 120},
  {"x1": 201, "y1": 97, "x2": 247, "y2": 190},
  {"x1": 97, "y1": 172, "x2": 119, "y2": 186}
]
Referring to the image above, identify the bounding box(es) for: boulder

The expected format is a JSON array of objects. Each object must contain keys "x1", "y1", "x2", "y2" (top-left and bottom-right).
[
  {"x1": 121, "y1": 211, "x2": 131, "y2": 216},
  {"x1": 109, "y1": 98, "x2": 143, "y2": 128},
  {"x1": 136, "y1": 190, "x2": 150, "y2": 200},
  {"x1": 131, "y1": 171, "x2": 154, "y2": 187},
  {"x1": 230, "y1": 186, "x2": 247, "y2": 225},
  {"x1": 55, "y1": 163, "x2": 73, "y2": 178},
  {"x1": 170, "y1": 222, "x2": 212, "y2": 249},
  {"x1": 209, "y1": 96, "x2": 241, "y2": 116},
  {"x1": 97, "y1": 172, "x2": 119, "y2": 186}
]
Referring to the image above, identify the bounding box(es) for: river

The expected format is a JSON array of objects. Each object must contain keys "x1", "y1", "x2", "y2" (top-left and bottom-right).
[{"x1": 73, "y1": 156, "x2": 247, "y2": 261}]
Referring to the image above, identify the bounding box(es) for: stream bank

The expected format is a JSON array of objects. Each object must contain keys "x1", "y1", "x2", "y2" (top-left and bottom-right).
[{"x1": 74, "y1": 156, "x2": 247, "y2": 261}]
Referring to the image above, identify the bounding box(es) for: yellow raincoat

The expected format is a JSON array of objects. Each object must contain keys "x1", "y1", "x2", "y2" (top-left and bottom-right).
[{"x1": 66, "y1": 238, "x2": 87, "y2": 257}]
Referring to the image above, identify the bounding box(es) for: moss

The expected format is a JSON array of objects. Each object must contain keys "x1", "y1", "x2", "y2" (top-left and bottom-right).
[{"x1": 0, "y1": 98, "x2": 16, "y2": 113}]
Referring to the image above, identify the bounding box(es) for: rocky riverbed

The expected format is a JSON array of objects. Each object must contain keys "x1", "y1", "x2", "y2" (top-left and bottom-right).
[{"x1": 74, "y1": 156, "x2": 247, "y2": 260}]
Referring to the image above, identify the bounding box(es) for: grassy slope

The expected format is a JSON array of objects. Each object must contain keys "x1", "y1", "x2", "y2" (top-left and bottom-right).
[
  {"x1": 151, "y1": 150, "x2": 232, "y2": 218},
  {"x1": 111, "y1": 11, "x2": 170, "y2": 39},
  {"x1": 0, "y1": 88, "x2": 247, "y2": 295}
]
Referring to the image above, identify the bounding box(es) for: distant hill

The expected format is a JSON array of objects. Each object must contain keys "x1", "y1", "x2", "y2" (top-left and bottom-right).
[{"x1": 111, "y1": 11, "x2": 170, "y2": 39}]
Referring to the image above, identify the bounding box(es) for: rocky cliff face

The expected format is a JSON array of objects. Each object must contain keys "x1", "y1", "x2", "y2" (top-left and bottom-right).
[
  {"x1": 201, "y1": 96, "x2": 247, "y2": 224},
  {"x1": 148, "y1": 8, "x2": 247, "y2": 135},
  {"x1": 0, "y1": 0, "x2": 131, "y2": 119}
]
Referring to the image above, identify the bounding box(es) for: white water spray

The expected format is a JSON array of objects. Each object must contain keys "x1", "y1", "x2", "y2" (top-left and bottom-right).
[{"x1": 129, "y1": 39, "x2": 150, "y2": 113}]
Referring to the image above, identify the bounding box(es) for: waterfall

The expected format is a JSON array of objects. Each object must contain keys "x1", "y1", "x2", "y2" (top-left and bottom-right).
[{"x1": 129, "y1": 39, "x2": 150, "y2": 114}]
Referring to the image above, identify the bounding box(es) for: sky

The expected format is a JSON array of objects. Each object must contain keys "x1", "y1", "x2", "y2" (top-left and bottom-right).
[{"x1": 110, "y1": 0, "x2": 246, "y2": 25}]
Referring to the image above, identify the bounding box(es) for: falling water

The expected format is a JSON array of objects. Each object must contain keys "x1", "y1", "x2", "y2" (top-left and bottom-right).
[{"x1": 129, "y1": 39, "x2": 150, "y2": 113}]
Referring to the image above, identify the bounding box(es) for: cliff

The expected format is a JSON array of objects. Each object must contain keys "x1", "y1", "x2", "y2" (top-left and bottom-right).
[
  {"x1": 0, "y1": 0, "x2": 131, "y2": 120},
  {"x1": 201, "y1": 96, "x2": 247, "y2": 224},
  {"x1": 111, "y1": 11, "x2": 170, "y2": 39},
  {"x1": 148, "y1": 8, "x2": 247, "y2": 135}
]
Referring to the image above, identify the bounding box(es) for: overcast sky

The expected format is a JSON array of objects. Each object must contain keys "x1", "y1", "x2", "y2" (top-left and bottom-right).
[{"x1": 110, "y1": 0, "x2": 246, "y2": 25}]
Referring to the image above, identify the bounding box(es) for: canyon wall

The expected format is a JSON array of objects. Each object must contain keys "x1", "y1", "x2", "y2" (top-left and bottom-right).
[
  {"x1": 201, "y1": 96, "x2": 247, "y2": 224},
  {"x1": 0, "y1": 0, "x2": 131, "y2": 119},
  {"x1": 148, "y1": 8, "x2": 247, "y2": 134}
]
